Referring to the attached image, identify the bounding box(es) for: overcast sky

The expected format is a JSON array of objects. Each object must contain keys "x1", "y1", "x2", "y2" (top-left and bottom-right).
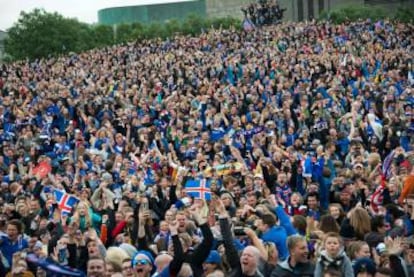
[{"x1": 0, "y1": 0, "x2": 192, "y2": 31}]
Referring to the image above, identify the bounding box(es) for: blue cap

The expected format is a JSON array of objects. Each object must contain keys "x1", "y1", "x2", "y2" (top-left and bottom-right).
[
  {"x1": 204, "y1": 250, "x2": 221, "y2": 264},
  {"x1": 353, "y1": 257, "x2": 376, "y2": 275},
  {"x1": 132, "y1": 250, "x2": 154, "y2": 267}
]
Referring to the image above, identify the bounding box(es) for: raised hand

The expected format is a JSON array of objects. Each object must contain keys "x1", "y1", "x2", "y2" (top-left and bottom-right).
[
  {"x1": 190, "y1": 205, "x2": 207, "y2": 225},
  {"x1": 243, "y1": 227, "x2": 257, "y2": 238},
  {"x1": 267, "y1": 194, "x2": 277, "y2": 208},
  {"x1": 215, "y1": 198, "x2": 228, "y2": 217},
  {"x1": 384, "y1": 236, "x2": 403, "y2": 256},
  {"x1": 169, "y1": 220, "x2": 179, "y2": 236}
]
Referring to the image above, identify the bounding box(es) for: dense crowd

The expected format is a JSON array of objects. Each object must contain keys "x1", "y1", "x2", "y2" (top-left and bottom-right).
[
  {"x1": 241, "y1": 0, "x2": 285, "y2": 26},
  {"x1": 0, "y1": 16, "x2": 413, "y2": 277}
]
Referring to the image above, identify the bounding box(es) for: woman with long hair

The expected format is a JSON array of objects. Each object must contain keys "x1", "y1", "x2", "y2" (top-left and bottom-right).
[
  {"x1": 340, "y1": 207, "x2": 371, "y2": 241},
  {"x1": 328, "y1": 203, "x2": 346, "y2": 226},
  {"x1": 69, "y1": 201, "x2": 101, "y2": 233}
]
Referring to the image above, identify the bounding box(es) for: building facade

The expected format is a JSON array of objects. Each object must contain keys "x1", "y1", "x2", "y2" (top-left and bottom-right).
[
  {"x1": 98, "y1": 0, "x2": 206, "y2": 25},
  {"x1": 97, "y1": 0, "x2": 413, "y2": 26}
]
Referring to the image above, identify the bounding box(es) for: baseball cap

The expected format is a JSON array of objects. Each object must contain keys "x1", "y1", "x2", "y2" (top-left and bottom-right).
[
  {"x1": 375, "y1": 242, "x2": 387, "y2": 255},
  {"x1": 204, "y1": 250, "x2": 221, "y2": 264}
]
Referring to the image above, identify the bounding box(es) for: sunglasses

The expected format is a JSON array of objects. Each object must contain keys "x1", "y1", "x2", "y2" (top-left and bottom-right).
[{"x1": 133, "y1": 259, "x2": 150, "y2": 266}]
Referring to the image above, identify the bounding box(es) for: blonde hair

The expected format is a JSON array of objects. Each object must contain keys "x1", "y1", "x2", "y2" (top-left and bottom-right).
[
  {"x1": 105, "y1": 247, "x2": 129, "y2": 272},
  {"x1": 367, "y1": 153, "x2": 381, "y2": 167},
  {"x1": 71, "y1": 201, "x2": 92, "y2": 227},
  {"x1": 349, "y1": 208, "x2": 372, "y2": 239}
]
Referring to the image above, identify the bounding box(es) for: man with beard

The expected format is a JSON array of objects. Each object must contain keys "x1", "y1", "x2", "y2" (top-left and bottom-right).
[{"x1": 87, "y1": 256, "x2": 106, "y2": 277}]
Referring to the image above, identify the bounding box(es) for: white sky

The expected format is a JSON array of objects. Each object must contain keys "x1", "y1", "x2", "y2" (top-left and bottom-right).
[{"x1": 0, "y1": 0, "x2": 193, "y2": 31}]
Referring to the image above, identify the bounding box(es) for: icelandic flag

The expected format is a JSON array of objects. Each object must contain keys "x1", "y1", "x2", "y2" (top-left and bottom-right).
[
  {"x1": 54, "y1": 190, "x2": 79, "y2": 215},
  {"x1": 185, "y1": 179, "x2": 212, "y2": 201}
]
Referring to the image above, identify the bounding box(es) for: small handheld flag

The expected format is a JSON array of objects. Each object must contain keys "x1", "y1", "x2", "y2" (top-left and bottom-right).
[
  {"x1": 185, "y1": 179, "x2": 212, "y2": 201},
  {"x1": 54, "y1": 190, "x2": 79, "y2": 215},
  {"x1": 32, "y1": 161, "x2": 52, "y2": 179}
]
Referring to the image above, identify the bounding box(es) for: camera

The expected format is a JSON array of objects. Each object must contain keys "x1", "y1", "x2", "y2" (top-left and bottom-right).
[{"x1": 234, "y1": 226, "x2": 246, "y2": 236}]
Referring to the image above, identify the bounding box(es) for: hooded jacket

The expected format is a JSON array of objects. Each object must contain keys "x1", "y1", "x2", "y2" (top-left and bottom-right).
[
  {"x1": 270, "y1": 257, "x2": 314, "y2": 277},
  {"x1": 261, "y1": 206, "x2": 297, "y2": 261},
  {"x1": 314, "y1": 249, "x2": 354, "y2": 277}
]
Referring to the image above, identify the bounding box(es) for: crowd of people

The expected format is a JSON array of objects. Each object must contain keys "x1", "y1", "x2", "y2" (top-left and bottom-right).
[
  {"x1": 0, "y1": 15, "x2": 413, "y2": 277},
  {"x1": 241, "y1": 0, "x2": 286, "y2": 26}
]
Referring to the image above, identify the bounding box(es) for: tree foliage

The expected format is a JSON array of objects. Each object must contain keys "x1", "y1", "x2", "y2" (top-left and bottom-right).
[
  {"x1": 4, "y1": 9, "x2": 95, "y2": 60},
  {"x1": 319, "y1": 4, "x2": 414, "y2": 24},
  {"x1": 4, "y1": 9, "x2": 241, "y2": 61}
]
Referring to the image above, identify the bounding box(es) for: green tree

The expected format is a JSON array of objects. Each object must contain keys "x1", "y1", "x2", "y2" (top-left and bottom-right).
[
  {"x1": 394, "y1": 6, "x2": 414, "y2": 23},
  {"x1": 164, "y1": 19, "x2": 182, "y2": 39},
  {"x1": 4, "y1": 8, "x2": 243, "y2": 61},
  {"x1": 4, "y1": 9, "x2": 94, "y2": 60},
  {"x1": 318, "y1": 4, "x2": 413, "y2": 23},
  {"x1": 181, "y1": 14, "x2": 205, "y2": 36},
  {"x1": 91, "y1": 25, "x2": 114, "y2": 48},
  {"x1": 115, "y1": 23, "x2": 135, "y2": 43}
]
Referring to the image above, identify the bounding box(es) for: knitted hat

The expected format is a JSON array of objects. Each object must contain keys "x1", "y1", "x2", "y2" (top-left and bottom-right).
[{"x1": 132, "y1": 250, "x2": 154, "y2": 267}]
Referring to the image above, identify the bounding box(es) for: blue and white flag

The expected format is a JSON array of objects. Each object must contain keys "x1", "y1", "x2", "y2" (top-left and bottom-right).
[
  {"x1": 54, "y1": 190, "x2": 79, "y2": 215},
  {"x1": 185, "y1": 179, "x2": 212, "y2": 201}
]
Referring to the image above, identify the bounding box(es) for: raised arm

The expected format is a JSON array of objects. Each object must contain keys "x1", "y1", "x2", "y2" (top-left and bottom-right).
[
  {"x1": 186, "y1": 207, "x2": 214, "y2": 265},
  {"x1": 168, "y1": 220, "x2": 185, "y2": 275},
  {"x1": 269, "y1": 195, "x2": 297, "y2": 236},
  {"x1": 217, "y1": 199, "x2": 241, "y2": 269},
  {"x1": 244, "y1": 227, "x2": 268, "y2": 261}
]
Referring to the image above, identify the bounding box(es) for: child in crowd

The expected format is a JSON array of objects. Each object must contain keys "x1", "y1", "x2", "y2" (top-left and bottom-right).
[{"x1": 315, "y1": 232, "x2": 354, "y2": 277}]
